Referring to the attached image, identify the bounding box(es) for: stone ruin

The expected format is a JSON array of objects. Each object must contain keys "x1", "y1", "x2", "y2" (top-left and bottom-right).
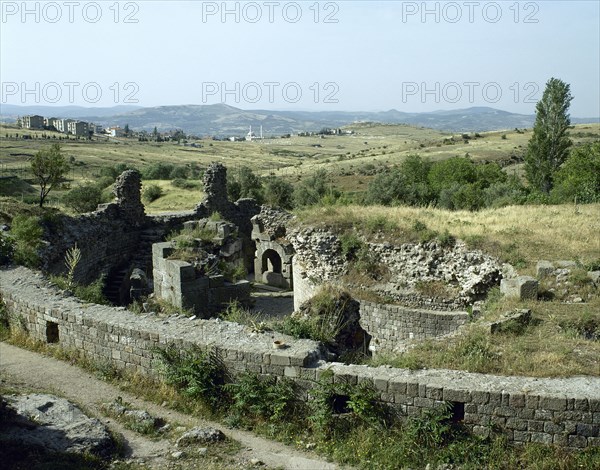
[
  {"x1": 251, "y1": 207, "x2": 295, "y2": 290},
  {"x1": 152, "y1": 218, "x2": 251, "y2": 318},
  {"x1": 29, "y1": 161, "x2": 507, "y2": 356}
]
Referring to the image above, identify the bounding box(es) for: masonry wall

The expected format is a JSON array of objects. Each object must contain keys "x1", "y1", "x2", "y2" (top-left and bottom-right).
[
  {"x1": 359, "y1": 301, "x2": 468, "y2": 355},
  {"x1": 1, "y1": 266, "x2": 598, "y2": 449}
]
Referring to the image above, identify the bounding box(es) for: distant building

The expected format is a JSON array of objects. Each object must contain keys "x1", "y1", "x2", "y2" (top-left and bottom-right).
[
  {"x1": 89, "y1": 123, "x2": 104, "y2": 134},
  {"x1": 107, "y1": 126, "x2": 125, "y2": 137},
  {"x1": 21, "y1": 115, "x2": 44, "y2": 129},
  {"x1": 67, "y1": 120, "x2": 89, "y2": 136},
  {"x1": 55, "y1": 118, "x2": 75, "y2": 133},
  {"x1": 43, "y1": 117, "x2": 58, "y2": 129}
]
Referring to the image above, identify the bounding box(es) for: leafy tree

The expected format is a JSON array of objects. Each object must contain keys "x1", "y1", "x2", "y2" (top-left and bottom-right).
[
  {"x1": 264, "y1": 176, "x2": 294, "y2": 209},
  {"x1": 364, "y1": 155, "x2": 434, "y2": 206},
  {"x1": 227, "y1": 166, "x2": 264, "y2": 203},
  {"x1": 293, "y1": 169, "x2": 333, "y2": 207},
  {"x1": 62, "y1": 183, "x2": 102, "y2": 213},
  {"x1": 428, "y1": 157, "x2": 477, "y2": 196},
  {"x1": 525, "y1": 78, "x2": 573, "y2": 194},
  {"x1": 30, "y1": 143, "x2": 69, "y2": 207},
  {"x1": 552, "y1": 142, "x2": 600, "y2": 203}
]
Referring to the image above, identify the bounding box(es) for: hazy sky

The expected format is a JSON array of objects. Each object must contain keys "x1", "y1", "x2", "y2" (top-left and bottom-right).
[{"x1": 1, "y1": 1, "x2": 599, "y2": 116}]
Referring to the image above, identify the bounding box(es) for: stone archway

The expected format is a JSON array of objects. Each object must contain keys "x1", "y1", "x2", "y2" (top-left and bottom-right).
[
  {"x1": 262, "y1": 249, "x2": 282, "y2": 275},
  {"x1": 254, "y1": 241, "x2": 293, "y2": 290}
]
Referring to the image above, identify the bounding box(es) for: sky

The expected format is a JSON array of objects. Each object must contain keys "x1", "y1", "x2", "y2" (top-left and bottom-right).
[{"x1": 1, "y1": 0, "x2": 599, "y2": 116}]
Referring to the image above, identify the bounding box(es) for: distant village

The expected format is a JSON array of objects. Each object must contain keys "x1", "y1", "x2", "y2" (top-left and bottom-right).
[
  {"x1": 19, "y1": 114, "x2": 126, "y2": 138},
  {"x1": 17, "y1": 114, "x2": 354, "y2": 141}
]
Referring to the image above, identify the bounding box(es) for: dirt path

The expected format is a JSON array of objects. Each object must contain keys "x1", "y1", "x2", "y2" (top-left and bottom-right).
[{"x1": 0, "y1": 342, "x2": 341, "y2": 470}]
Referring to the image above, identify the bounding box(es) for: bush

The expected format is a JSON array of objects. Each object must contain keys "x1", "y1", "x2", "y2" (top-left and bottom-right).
[
  {"x1": 142, "y1": 184, "x2": 163, "y2": 202},
  {"x1": 11, "y1": 215, "x2": 43, "y2": 267},
  {"x1": 483, "y1": 176, "x2": 527, "y2": 208},
  {"x1": 263, "y1": 176, "x2": 294, "y2": 209},
  {"x1": 551, "y1": 142, "x2": 600, "y2": 203},
  {"x1": 142, "y1": 163, "x2": 175, "y2": 180},
  {"x1": 0, "y1": 232, "x2": 15, "y2": 265},
  {"x1": 225, "y1": 373, "x2": 300, "y2": 428},
  {"x1": 62, "y1": 183, "x2": 102, "y2": 213},
  {"x1": 171, "y1": 178, "x2": 200, "y2": 189},
  {"x1": 169, "y1": 165, "x2": 189, "y2": 180},
  {"x1": 364, "y1": 155, "x2": 434, "y2": 206},
  {"x1": 156, "y1": 346, "x2": 227, "y2": 411},
  {"x1": 227, "y1": 166, "x2": 264, "y2": 203},
  {"x1": 428, "y1": 157, "x2": 477, "y2": 195}
]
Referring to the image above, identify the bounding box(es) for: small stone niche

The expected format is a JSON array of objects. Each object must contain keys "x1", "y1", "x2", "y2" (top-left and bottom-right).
[{"x1": 46, "y1": 321, "x2": 59, "y2": 343}]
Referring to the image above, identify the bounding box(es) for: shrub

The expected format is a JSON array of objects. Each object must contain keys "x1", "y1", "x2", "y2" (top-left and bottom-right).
[
  {"x1": 551, "y1": 142, "x2": 600, "y2": 203},
  {"x1": 142, "y1": 184, "x2": 163, "y2": 202},
  {"x1": 169, "y1": 165, "x2": 189, "y2": 180},
  {"x1": 428, "y1": 157, "x2": 477, "y2": 195},
  {"x1": 142, "y1": 163, "x2": 174, "y2": 180},
  {"x1": 225, "y1": 373, "x2": 300, "y2": 428},
  {"x1": 11, "y1": 214, "x2": 43, "y2": 267},
  {"x1": 227, "y1": 166, "x2": 264, "y2": 203},
  {"x1": 0, "y1": 232, "x2": 15, "y2": 265},
  {"x1": 171, "y1": 178, "x2": 200, "y2": 189},
  {"x1": 156, "y1": 346, "x2": 227, "y2": 411},
  {"x1": 62, "y1": 183, "x2": 102, "y2": 213},
  {"x1": 263, "y1": 176, "x2": 294, "y2": 209}
]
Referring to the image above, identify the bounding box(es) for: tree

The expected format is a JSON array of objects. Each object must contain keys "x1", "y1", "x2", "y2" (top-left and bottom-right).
[
  {"x1": 30, "y1": 143, "x2": 69, "y2": 207},
  {"x1": 124, "y1": 123, "x2": 130, "y2": 137},
  {"x1": 525, "y1": 78, "x2": 573, "y2": 194},
  {"x1": 552, "y1": 142, "x2": 600, "y2": 203},
  {"x1": 264, "y1": 176, "x2": 294, "y2": 209}
]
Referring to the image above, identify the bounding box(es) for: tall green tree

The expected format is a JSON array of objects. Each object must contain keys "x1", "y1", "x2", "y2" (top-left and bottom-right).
[
  {"x1": 30, "y1": 143, "x2": 69, "y2": 207},
  {"x1": 525, "y1": 78, "x2": 573, "y2": 194}
]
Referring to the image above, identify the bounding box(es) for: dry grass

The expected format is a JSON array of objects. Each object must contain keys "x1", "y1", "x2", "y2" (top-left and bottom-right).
[
  {"x1": 373, "y1": 295, "x2": 600, "y2": 377},
  {"x1": 295, "y1": 203, "x2": 600, "y2": 272}
]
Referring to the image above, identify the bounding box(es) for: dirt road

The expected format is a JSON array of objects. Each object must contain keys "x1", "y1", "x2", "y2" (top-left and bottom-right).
[{"x1": 0, "y1": 342, "x2": 342, "y2": 470}]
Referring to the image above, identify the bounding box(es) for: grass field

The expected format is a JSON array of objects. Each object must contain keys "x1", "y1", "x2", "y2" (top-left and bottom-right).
[{"x1": 2, "y1": 122, "x2": 598, "y2": 190}]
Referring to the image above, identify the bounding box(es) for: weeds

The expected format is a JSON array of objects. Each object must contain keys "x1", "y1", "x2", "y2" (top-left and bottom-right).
[{"x1": 155, "y1": 345, "x2": 228, "y2": 412}]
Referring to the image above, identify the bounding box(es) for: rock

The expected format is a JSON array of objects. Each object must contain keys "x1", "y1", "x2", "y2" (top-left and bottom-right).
[
  {"x1": 490, "y1": 309, "x2": 531, "y2": 334},
  {"x1": 588, "y1": 271, "x2": 600, "y2": 285},
  {"x1": 536, "y1": 260, "x2": 555, "y2": 278},
  {"x1": 171, "y1": 451, "x2": 185, "y2": 459},
  {"x1": 176, "y1": 427, "x2": 225, "y2": 447},
  {"x1": 250, "y1": 458, "x2": 264, "y2": 466},
  {"x1": 500, "y1": 276, "x2": 538, "y2": 300},
  {"x1": 198, "y1": 447, "x2": 208, "y2": 455},
  {"x1": 555, "y1": 260, "x2": 577, "y2": 269},
  {"x1": 2, "y1": 394, "x2": 114, "y2": 458}
]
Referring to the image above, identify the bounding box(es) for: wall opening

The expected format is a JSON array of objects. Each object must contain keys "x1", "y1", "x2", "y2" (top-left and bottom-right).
[
  {"x1": 46, "y1": 321, "x2": 59, "y2": 343},
  {"x1": 262, "y1": 249, "x2": 282, "y2": 274},
  {"x1": 449, "y1": 401, "x2": 465, "y2": 423},
  {"x1": 331, "y1": 394, "x2": 351, "y2": 414}
]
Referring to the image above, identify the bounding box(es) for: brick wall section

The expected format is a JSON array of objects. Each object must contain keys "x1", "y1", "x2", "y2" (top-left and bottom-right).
[
  {"x1": 359, "y1": 301, "x2": 468, "y2": 354},
  {"x1": 1, "y1": 267, "x2": 598, "y2": 449}
]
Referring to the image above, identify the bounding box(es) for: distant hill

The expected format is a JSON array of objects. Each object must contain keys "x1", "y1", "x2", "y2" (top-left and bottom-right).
[{"x1": 1, "y1": 103, "x2": 597, "y2": 134}]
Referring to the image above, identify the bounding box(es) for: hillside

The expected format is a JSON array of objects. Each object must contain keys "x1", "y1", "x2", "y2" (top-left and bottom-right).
[{"x1": 3, "y1": 104, "x2": 598, "y2": 135}]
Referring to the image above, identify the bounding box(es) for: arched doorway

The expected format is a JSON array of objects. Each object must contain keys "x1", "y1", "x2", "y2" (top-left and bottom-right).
[{"x1": 262, "y1": 249, "x2": 282, "y2": 274}]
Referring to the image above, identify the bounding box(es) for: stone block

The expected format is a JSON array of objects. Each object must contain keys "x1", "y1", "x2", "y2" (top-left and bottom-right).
[
  {"x1": 568, "y1": 435, "x2": 588, "y2": 448},
  {"x1": 500, "y1": 276, "x2": 538, "y2": 300},
  {"x1": 536, "y1": 260, "x2": 555, "y2": 278},
  {"x1": 530, "y1": 432, "x2": 553, "y2": 445},
  {"x1": 539, "y1": 396, "x2": 567, "y2": 412}
]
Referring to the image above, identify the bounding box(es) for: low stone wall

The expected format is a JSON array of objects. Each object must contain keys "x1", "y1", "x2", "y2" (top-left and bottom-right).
[
  {"x1": 359, "y1": 301, "x2": 468, "y2": 354},
  {"x1": 1, "y1": 266, "x2": 598, "y2": 449}
]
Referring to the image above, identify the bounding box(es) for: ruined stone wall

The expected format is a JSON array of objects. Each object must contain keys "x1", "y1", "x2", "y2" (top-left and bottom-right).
[
  {"x1": 288, "y1": 226, "x2": 501, "y2": 310},
  {"x1": 359, "y1": 302, "x2": 468, "y2": 354},
  {"x1": 152, "y1": 242, "x2": 250, "y2": 318},
  {"x1": 39, "y1": 164, "x2": 259, "y2": 285},
  {"x1": 2, "y1": 266, "x2": 598, "y2": 449}
]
